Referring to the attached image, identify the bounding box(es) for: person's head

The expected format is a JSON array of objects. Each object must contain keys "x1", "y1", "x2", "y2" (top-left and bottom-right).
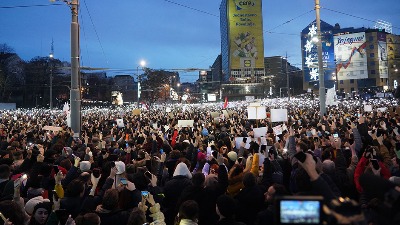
[
  {"x1": 178, "y1": 200, "x2": 199, "y2": 222},
  {"x1": 0, "y1": 164, "x2": 10, "y2": 179},
  {"x1": 30, "y1": 202, "x2": 52, "y2": 225},
  {"x1": 127, "y1": 208, "x2": 146, "y2": 225},
  {"x1": 102, "y1": 189, "x2": 119, "y2": 211},
  {"x1": 0, "y1": 200, "x2": 26, "y2": 225},
  {"x1": 216, "y1": 195, "x2": 238, "y2": 219},
  {"x1": 192, "y1": 172, "x2": 205, "y2": 187},
  {"x1": 66, "y1": 179, "x2": 85, "y2": 198},
  {"x1": 75, "y1": 213, "x2": 101, "y2": 225},
  {"x1": 296, "y1": 141, "x2": 308, "y2": 152},
  {"x1": 264, "y1": 184, "x2": 289, "y2": 203},
  {"x1": 242, "y1": 172, "x2": 256, "y2": 188}
]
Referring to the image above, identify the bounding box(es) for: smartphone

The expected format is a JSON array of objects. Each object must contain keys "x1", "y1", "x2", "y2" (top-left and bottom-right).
[
  {"x1": 243, "y1": 137, "x2": 247, "y2": 143},
  {"x1": 21, "y1": 174, "x2": 28, "y2": 180},
  {"x1": 53, "y1": 165, "x2": 59, "y2": 174},
  {"x1": 92, "y1": 168, "x2": 101, "y2": 178},
  {"x1": 55, "y1": 209, "x2": 69, "y2": 225},
  {"x1": 333, "y1": 133, "x2": 339, "y2": 138},
  {"x1": 294, "y1": 151, "x2": 307, "y2": 163},
  {"x1": 144, "y1": 171, "x2": 153, "y2": 179},
  {"x1": 160, "y1": 149, "x2": 164, "y2": 154},
  {"x1": 125, "y1": 143, "x2": 129, "y2": 148},
  {"x1": 237, "y1": 156, "x2": 243, "y2": 164},
  {"x1": 141, "y1": 191, "x2": 149, "y2": 197},
  {"x1": 260, "y1": 145, "x2": 266, "y2": 152},
  {"x1": 120, "y1": 178, "x2": 128, "y2": 185},
  {"x1": 371, "y1": 159, "x2": 380, "y2": 170}
]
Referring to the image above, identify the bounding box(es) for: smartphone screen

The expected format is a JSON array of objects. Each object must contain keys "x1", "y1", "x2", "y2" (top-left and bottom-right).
[
  {"x1": 120, "y1": 178, "x2": 128, "y2": 185},
  {"x1": 294, "y1": 151, "x2": 307, "y2": 163},
  {"x1": 333, "y1": 133, "x2": 339, "y2": 138},
  {"x1": 53, "y1": 165, "x2": 59, "y2": 174},
  {"x1": 141, "y1": 191, "x2": 149, "y2": 197}
]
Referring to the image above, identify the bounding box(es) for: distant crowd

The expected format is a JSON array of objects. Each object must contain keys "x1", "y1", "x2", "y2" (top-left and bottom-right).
[{"x1": 0, "y1": 97, "x2": 399, "y2": 225}]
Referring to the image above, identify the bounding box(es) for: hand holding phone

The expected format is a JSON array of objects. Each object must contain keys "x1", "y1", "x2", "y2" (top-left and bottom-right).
[
  {"x1": 294, "y1": 151, "x2": 307, "y2": 163},
  {"x1": 371, "y1": 159, "x2": 380, "y2": 170},
  {"x1": 120, "y1": 178, "x2": 128, "y2": 186}
]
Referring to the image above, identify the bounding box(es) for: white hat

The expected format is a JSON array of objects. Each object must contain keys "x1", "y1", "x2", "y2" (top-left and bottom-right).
[
  {"x1": 79, "y1": 161, "x2": 91, "y2": 172},
  {"x1": 115, "y1": 161, "x2": 126, "y2": 175},
  {"x1": 227, "y1": 151, "x2": 237, "y2": 162},
  {"x1": 24, "y1": 196, "x2": 50, "y2": 215},
  {"x1": 173, "y1": 162, "x2": 192, "y2": 179}
]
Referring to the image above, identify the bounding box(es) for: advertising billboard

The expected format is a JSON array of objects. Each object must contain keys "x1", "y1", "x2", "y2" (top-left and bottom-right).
[
  {"x1": 228, "y1": 0, "x2": 264, "y2": 70},
  {"x1": 377, "y1": 32, "x2": 388, "y2": 78},
  {"x1": 334, "y1": 32, "x2": 368, "y2": 80}
]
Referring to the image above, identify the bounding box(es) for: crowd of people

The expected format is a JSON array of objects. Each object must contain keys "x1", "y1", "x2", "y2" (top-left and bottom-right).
[{"x1": 0, "y1": 97, "x2": 399, "y2": 225}]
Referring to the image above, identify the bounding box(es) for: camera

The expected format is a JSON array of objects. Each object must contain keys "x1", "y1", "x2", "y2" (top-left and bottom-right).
[{"x1": 275, "y1": 196, "x2": 323, "y2": 225}]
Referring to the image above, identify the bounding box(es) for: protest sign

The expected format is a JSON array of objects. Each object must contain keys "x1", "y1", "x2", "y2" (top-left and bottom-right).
[
  {"x1": 132, "y1": 109, "x2": 141, "y2": 116},
  {"x1": 247, "y1": 106, "x2": 266, "y2": 119},
  {"x1": 270, "y1": 109, "x2": 288, "y2": 122},
  {"x1": 364, "y1": 105, "x2": 372, "y2": 112},
  {"x1": 235, "y1": 137, "x2": 251, "y2": 149},
  {"x1": 253, "y1": 127, "x2": 268, "y2": 138},
  {"x1": 116, "y1": 119, "x2": 125, "y2": 128},
  {"x1": 43, "y1": 126, "x2": 63, "y2": 132},
  {"x1": 178, "y1": 120, "x2": 194, "y2": 127}
]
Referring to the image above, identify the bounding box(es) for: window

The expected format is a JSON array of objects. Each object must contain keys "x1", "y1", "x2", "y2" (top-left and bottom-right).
[
  {"x1": 351, "y1": 88, "x2": 355, "y2": 92},
  {"x1": 340, "y1": 80, "x2": 344, "y2": 84},
  {"x1": 370, "y1": 53, "x2": 375, "y2": 58},
  {"x1": 360, "y1": 70, "x2": 364, "y2": 75},
  {"x1": 369, "y1": 36, "x2": 374, "y2": 41},
  {"x1": 370, "y1": 45, "x2": 374, "y2": 49},
  {"x1": 350, "y1": 79, "x2": 354, "y2": 83},
  {"x1": 370, "y1": 61, "x2": 375, "y2": 66},
  {"x1": 360, "y1": 62, "x2": 364, "y2": 66},
  {"x1": 371, "y1": 70, "x2": 376, "y2": 74}
]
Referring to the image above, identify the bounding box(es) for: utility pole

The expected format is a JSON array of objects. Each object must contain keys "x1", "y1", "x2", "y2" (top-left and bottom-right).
[
  {"x1": 286, "y1": 52, "x2": 290, "y2": 101},
  {"x1": 315, "y1": 0, "x2": 326, "y2": 117},
  {"x1": 70, "y1": 0, "x2": 81, "y2": 138},
  {"x1": 49, "y1": 40, "x2": 54, "y2": 110}
]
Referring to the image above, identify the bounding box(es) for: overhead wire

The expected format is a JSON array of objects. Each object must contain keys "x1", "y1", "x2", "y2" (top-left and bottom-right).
[
  {"x1": 0, "y1": 4, "x2": 63, "y2": 9},
  {"x1": 163, "y1": 0, "x2": 218, "y2": 17}
]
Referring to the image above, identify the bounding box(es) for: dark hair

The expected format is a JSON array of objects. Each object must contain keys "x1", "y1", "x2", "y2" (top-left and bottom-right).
[
  {"x1": 192, "y1": 172, "x2": 205, "y2": 187},
  {"x1": 0, "y1": 200, "x2": 26, "y2": 225},
  {"x1": 0, "y1": 164, "x2": 10, "y2": 179},
  {"x1": 242, "y1": 172, "x2": 256, "y2": 188},
  {"x1": 75, "y1": 213, "x2": 100, "y2": 225},
  {"x1": 127, "y1": 208, "x2": 146, "y2": 225},
  {"x1": 178, "y1": 200, "x2": 199, "y2": 221},
  {"x1": 102, "y1": 189, "x2": 119, "y2": 210},
  {"x1": 65, "y1": 179, "x2": 85, "y2": 197}
]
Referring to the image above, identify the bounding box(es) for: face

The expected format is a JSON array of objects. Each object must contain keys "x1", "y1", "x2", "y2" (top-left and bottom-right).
[
  {"x1": 265, "y1": 186, "x2": 276, "y2": 203},
  {"x1": 34, "y1": 208, "x2": 49, "y2": 224}
]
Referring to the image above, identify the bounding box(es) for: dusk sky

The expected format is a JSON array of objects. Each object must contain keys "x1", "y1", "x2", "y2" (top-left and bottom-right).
[{"x1": 1, "y1": 0, "x2": 399, "y2": 82}]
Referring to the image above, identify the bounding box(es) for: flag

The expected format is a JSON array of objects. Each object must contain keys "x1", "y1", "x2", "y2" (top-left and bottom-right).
[{"x1": 223, "y1": 96, "x2": 228, "y2": 109}]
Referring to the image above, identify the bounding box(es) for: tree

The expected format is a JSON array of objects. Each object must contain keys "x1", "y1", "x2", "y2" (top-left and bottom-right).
[
  {"x1": 0, "y1": 47, "x2": 25, "y2": 102},
  {"x1": 139, "y1": 69, "x2": 176, "y2": 104}
]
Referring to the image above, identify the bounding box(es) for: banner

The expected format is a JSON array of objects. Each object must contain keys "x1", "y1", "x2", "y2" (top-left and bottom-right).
[
  {"x1": 43, "y1": 126, "x2": 63, "y2": 132},
  {"x1": 228, "y1": 0, "x2": 264, "y2": 70},
  {"x1": 377, "y1": 32, "x2": 388, "y2": 78}
]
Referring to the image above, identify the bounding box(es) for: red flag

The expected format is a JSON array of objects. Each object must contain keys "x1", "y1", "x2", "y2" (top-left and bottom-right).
[{"x1": 223, "y1": 96, "x2": 228, "y2": 109}]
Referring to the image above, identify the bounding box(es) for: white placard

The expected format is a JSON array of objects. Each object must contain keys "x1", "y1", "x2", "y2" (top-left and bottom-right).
[
  {"x1": 272, "y1": 125, "x2": 283, "y2": 135},
  {"x1": 222, "y1": 110, "x2": 229, "y2": 118},
  {"x1": 166, "y1": 107, "x2": 171, "y2": 113},
  {"x1": 235, "y1": 137, "x2": 251, "y2": 149},
  {"x1": 253, "y1": 127, "x2": 268, "y2": 138},
  {"x1": 210, "y1": 112, "x2": 220, "y2": 118},
  {"x1": 43, "y1": 126, "x2": 63, "y2": 131},
  {"x1": 116, "y1": 119, "x2": 125, "y2": 128},
  {"x1": 178, "y1": 120, "x2": 194, "y2": 127},
  {"x1": 152, "y1": 123, "x2": 158, "y2": 130},
  {"x1": 207, "y1": 94, "x2": 217, "y2": 102},
  {"x1": 270, "y1": 109, "x2": 288, "y2": 122},
  {"x1": 249, "y1": 102, "x2": 261, "y2": 107},
  {"x1": 364, "y1": 105, "x2": 373, "y2": 112},
  {"x1": 377, "y1": 107, "x2": 387, "y2": 112},
  {"x1": 247, "y1": 106, "x2": 266, "y2": 119}
]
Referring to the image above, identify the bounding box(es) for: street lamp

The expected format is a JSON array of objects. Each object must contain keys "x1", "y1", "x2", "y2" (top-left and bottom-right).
[
  {"x1": 137, "y1": 60, "x2": 146, "y2": 106},
  {"x1": 49, "y1": 53, "x2": 54, "y2": 110}
]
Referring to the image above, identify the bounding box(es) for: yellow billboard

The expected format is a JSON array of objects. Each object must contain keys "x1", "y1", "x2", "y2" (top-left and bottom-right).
[{"x1": 228, "y1": 0, "x2": 264, "y2": 69}]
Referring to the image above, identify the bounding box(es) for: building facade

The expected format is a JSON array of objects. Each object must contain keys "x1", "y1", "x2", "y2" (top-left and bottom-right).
[{"x1": 302, "y1": 21, "x2": 400, "y2": 94}]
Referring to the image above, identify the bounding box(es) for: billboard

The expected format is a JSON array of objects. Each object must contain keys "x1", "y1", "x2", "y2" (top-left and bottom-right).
[
  {"x1": 377, "y1": 32, "x2": 388, "y2": 78},
  {"x1": 228, "y1": 0, "x2": 264, "y2": 70},
  {"x1": 207, "y1": 94, "x2": 216, "y2": 102},
  {"x1": 334, "y1": 32, "x2": 368, "y2": 80}
]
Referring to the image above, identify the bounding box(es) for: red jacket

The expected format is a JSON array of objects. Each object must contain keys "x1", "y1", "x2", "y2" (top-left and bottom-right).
[{"x1": 354, "y1": 156, "x2": 391, "y2": 193}]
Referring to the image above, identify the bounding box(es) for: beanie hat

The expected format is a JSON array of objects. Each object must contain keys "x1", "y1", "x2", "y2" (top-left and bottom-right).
[
  {"x1": 227, "y1": 151, "x2": 238, "y2": 162},
  {"x1": 115, "y1": 161, "x2": 125, "y2": 175},
  {"x1": 25, "y1": 196, "x2": 51, "y2": 215},
  {"x1": 79, "y1": 161, "x2": 91, "y2": 172},
  {"x1": 216, "y1": 195, "x2": 237, "y2": 218},
  {"x1": 173, "y1": 162, "x2": 192, "y2": 179},
  {"x1": 197, "y1": 151, "x2": 206, "y2": 161}
]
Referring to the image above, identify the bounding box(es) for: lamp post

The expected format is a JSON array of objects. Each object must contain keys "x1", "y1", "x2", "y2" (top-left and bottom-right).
[
  {"x1": 136, "y1": 60, "x2": 146, "y2": 107},
  {"x1": 315, "y1": 0, "x2": 326, "y2": 117},
  {"x1": 49, "y1": 53, "x2": 54, "y2": 110}
]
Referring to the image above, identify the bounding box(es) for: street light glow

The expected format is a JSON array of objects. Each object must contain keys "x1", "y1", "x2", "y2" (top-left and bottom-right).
[{"x1": 140, "y1": 60, "x2": 146, "y2": 67}]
